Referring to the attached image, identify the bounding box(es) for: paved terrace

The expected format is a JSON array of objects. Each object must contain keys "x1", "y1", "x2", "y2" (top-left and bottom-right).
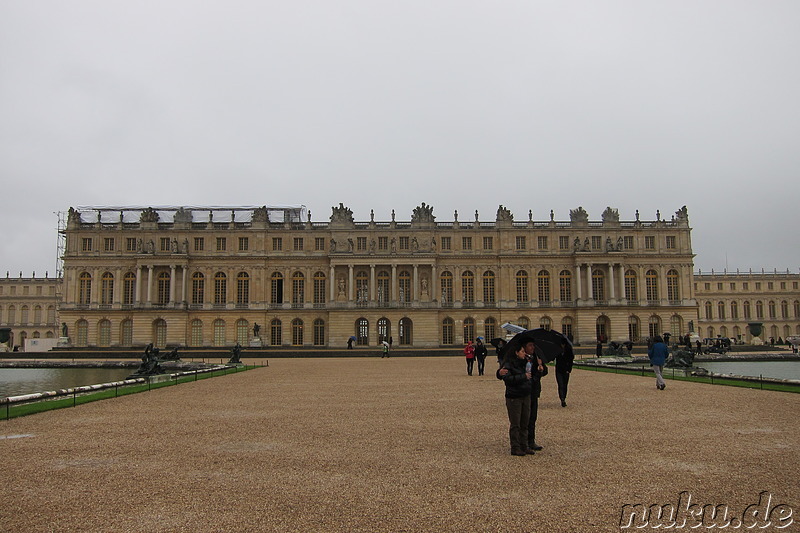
[{"x1": 1, "y1": 357, "x2": 797, "y2": 532}]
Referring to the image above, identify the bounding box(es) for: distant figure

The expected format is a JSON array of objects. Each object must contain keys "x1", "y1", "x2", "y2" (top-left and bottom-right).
[
  {"x1": 648, "y1": 335, "x2": 668, "y2": 391},
  {"x1": 382, "y1": 342, "x2": 389, "y2": 358},
  {"x1": 474, "y1": 338, "x2": 488, "y2": 376},
  {"x1": 695, "y1": 339, "x2": 702, "y2": 354},
  {"x1": 555, "y1": 341, "x2": 574, "y2": 407},
  {"x1": 596, "y1": 339, "x2": 603, "y2": 358},
  {"x1": 464, "y1": 340, "x2": 475, "y2": 376},
  {"x1": 347, "y1": 336, "x2": 354, "y2": 349}
]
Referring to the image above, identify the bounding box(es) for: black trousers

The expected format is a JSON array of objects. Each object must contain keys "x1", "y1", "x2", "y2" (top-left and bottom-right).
[
  {"x1": 466, "y1": 358, "x2": 474, "y2": 375},
  {"x1": 476, "y1": 356, "x2": 486, "y2": 375},
  {"x1": 556, "y1": 371, "x2": 570, "y2": 401}
]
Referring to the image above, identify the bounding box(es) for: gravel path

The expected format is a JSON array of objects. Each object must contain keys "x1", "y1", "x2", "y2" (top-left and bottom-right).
[{"x1": 1, "y1": 357, "x2": 797, "y2": 532}]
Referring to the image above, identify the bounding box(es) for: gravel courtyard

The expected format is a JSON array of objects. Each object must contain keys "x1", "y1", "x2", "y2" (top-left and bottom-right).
[{"x1": 1, "y1": 357, "x2": 798, "y2": 532}]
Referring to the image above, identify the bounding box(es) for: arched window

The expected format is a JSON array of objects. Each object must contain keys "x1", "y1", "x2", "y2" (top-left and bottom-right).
[
  {"x1": 271, "y1": 272, "x2": 283, "y2": 305},
  {"x1": 592, "y1": 269, "x2": 606, "y2": 301},
  {"x1": 213, "y1": 319, "x2": 226, "y2": 346},
  {"x1": 153, "y1": 318, "x2": 167, "y2": 347},
  {"x1": 733, "y1": 325, "x2": 741, "y2": 340},
  {"x1": 236, "y1": 319, "x2": 249, "y2": 344},
  {"x1": 356, "y1": 318, "x2": 369, "y2": 345},
  {"x1": 377, "y1": 270, "x2": 390, "y2": 304},
  {"x1": 356, "y1": 272, "x2": 369, "y2": 307},
  {"x1": 76, "y1": 319, "x2": 88, "y2": 346},
  {"x1": 518, "y1": 316, "x2": 530, "y2": 330},
  {"x1": 33, "y1": 305, "x2": 42, "y2": 325},
  {"x1": 540, "y1": 316, "x2": 552, "y2": 330},
  {"x1": 596, "y1": 315, "x2": 610, "y2": 341},
  {"x1": 192, "y1": 272, "x2": 205, "y2": 305},
  {"x1": 157, "y1": 272, "x2": 170, "y2": 305},
  {"x1": 624, "y1": 270, "x2": 637, "y2": 301},
  {"x1": 237, "y1": 272, "x2": 250, "y2": 306},
  {"x1": 628, "y1": 315, "x2": 640, "y2": 342},
  {"x1": 483, "y1": 270, "x2": 495, "y2": 304},
  {"x1": 190, "y1": 319, "x2": 203, "y2": 346},
  {"x1": 399, "y1": 317, "x2": 413, "y2": 345},
  {"x1": 781, "y1": 301, "x2": 789, "y2": 319},
  {"x1": 7, "y1": 305, "x2": 15, "y2": 324},
  {"x1": 463, "y1": 317, "x2": 475, "y2": 343},
  {"x1": 442, "y1": 317, "x2": 454, "y2": 345},
  {"x1": 440, "y1": 271, "x2": 454, "y2": 305},
  {"x1": 270, "y1": 319, "x2": 282, "y2": 346},
  {"x1": 313, "y1": 272, "x2": 326, "y2": 306},
  {"x1": 768, "y1": 301, "x2": 776, "y2": 319},
  {"x1": 731, "y1": 301, "x2": 739, "y2": 319},
  {"x1": 794, "y1": 301, "x2": 800, "y2": 318},
  {"x1": 484, "y1": 317, "x2": 497, "y2": 340},
  {"x1": 704, "y1": 302, "x2": 713, "y2": 319},
  {"x1": 292, "y1": 318, "x2": 304, "y2": 346},
  {"x1": 47, "y1": 305, "x2": 56, "y2": 324},
  {"x1": 20, "y1": 306, "x2": 29, "y2": 325},
  {"x1": 214, "y1": 272, "x2": 227, "y2": 305},
  {"x1": 645, "y1": 270, "x2": 658, "y2": 301},
  {"x1": 717, "y1": 302, "x2": 726, "y2": 320},
  {"x1": 756, "y1": 301, "x2": 764, "y2": 319},
  {"x1": 462, "y1": 271, "x2": 475, "y2": 305},
  {"x1": 313, "y1": 319, "x2": 325, "y2": 346},
  {"x1": 648, "y1": 315, "x2": 661, "y2": 338},
  {"x1": 79, "y1": 272, "x2": 92, "y2": 305},
  {"x1": 291, "y1": 272, "x2": 304, "y2": 308},
  {"x1": 101, "y1": 272, "x2": 114, "y2": 305},
  {"x1": 744, "y1": 301, "x2": 751, "y2": 319},
  {"x1": 121, "y1": 319, "x2": 133, "y2": 346},
  {"x1": 670, "y1": 315, "x2": 682, "y2": 338},
  {"x1": 377, "y1": 317, "x2": 390, "y2": 344},
  {"x1": 516, "y1": 270, "x2": 528, "y2": 303},
  {"x1": 666, "y1": 269, "x2": 680, "y2": 301},
  {"x1": 398, "y1": 270, "x2": 411, "y2": 304},
  {"x1": 559, "y1": 270, "x2": 572, "y2": 302},
  {"x1": 720, "y1": 325, "x2": 728, "y2": 337},
  {"x1": 33, "y1": 331, "x2": 40, "y2": 339},
  {"x1": 123, "y1": 272, "x2": 136, "y2": 305},
  {"x1": 98, "y1": 319, "x2": 111, "y2": 347},
  {"x1": 561, "y1": 317, "x2": 574, "y2": 341},
  {"x1": 708, "y1": 326, "x2": 715, "y2": 339},
  {"x1": 537, "y1": 270, "x2": 551, "y2": 303}
]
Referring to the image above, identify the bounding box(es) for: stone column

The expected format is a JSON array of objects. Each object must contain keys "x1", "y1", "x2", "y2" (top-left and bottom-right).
[
  {"x1": 575, "y1": 264, "x2": 582, "y2": 300},
  {"x1": 169, "y1": 265, "x2": 176, "y2": 304},
  {"x1": 391, "y1": 264, "x2": 397, "y2": 303},
  {"x1": 608, "y1": 263, "x2": 616, "y2": 301},
  {"x1": 114, "y1": 268, "x2": 122, "y2": 304},
  {"x1": 146, "y1": 265, "x2": 153, "y2": 304},
  {"x1": 619, "y1": 263, "x2": 626, "y2": 301},
  {"x1": 135, "y1": 266, "x2": 142, "y2": 304},
  {"x1": 586, "y1": 263, "x2": 593, "y2": 300},
  {"x1": 181, "y1": 266, "x2": 188, "y2": 304},
  {"x1": 370, "y1": 264, "x2": 376, "y2": 301},
  {"x1": 348, "y1": 265, "x2": 354, "y2": 301},
  {"x1": 413, "y1": 264, "x2": 419, "y2": 301},
  {"x1": 431, "y1": 265, "x2": 437, "y2": 303},
  {"x1": 329, "y1": 265, "x2": 336, "y2": 302}
]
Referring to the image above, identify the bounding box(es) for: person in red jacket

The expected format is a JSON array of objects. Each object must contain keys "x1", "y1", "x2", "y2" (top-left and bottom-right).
[{"x1": 464, "y1": 340, "x2": 476, "y2": 376}]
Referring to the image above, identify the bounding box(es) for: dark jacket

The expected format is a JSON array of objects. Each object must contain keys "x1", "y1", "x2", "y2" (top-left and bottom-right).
[
  {"x1": 648, "y1": 342, "x2": 668, "y2": 366},
  {"x1": 497, "y1": 355, "x2": 532, "y2": 399},
  {"x1": 475, "y1": 342, "x2": 488, "y2": 360},
  {"x1": 555, "y1": 344, "x2": 574, "y2": 374}
]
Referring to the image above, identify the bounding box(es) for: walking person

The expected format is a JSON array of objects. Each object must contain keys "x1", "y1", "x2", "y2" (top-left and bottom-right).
[
  {"x1": 497, "y1": 344, "x2": 533, "y2": 456},
  {"x1": 648, "y1": 335, "x2": 668, "y2": 390},
  {"x1": 464, "y1": 340, "x2": 475, "y2": 376},
  {"x1": 475, "y1": 338, "x2": 488, "y2": 376},
  {"x1": 555, "y1": 340, "x2": 574, "y2": 407},
  {"x1": 524, "y1": 342, "x2": 546, "y2": 452}
]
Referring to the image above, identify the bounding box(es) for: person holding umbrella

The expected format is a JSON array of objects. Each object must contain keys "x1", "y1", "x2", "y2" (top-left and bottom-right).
[
  {"x1": 555, "y1": 340, "x2": 574, "y2": 407},
  {"x1": 497, "y1": 343, "x2": 534, "y2": 456}
]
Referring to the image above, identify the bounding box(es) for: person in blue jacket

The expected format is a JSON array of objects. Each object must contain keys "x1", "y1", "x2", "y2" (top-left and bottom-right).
[{"x1": 648, "y1": 335, "x2": 669, "y2": 390}]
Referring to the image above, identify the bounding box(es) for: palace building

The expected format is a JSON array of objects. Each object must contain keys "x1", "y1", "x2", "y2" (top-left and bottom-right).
[
  {"x1": 693, "y1": 270, "x2": 800, "y2": 343},
  {"x1": 0, "y1": 273, "x2": 61, "y2": 350},
  {"x1": 57, "y1": 203, "x2": 699, "y2": 349}
]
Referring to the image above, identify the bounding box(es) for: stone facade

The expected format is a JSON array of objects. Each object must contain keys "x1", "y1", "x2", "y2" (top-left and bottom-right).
[
  {"x1": 694, "y1": 270, "x2": 800, "y2": 343},
  {"x1": 0, "y1": 273, "x2": 61, "y2": 350},
  {"x1": 58, "y1": 204, "x2": 698, "y2": 348}
]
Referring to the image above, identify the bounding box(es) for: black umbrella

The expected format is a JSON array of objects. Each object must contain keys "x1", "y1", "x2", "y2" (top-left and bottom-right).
[{"x1": 502, "y1": 328, "x2": 572, "y2": 363}]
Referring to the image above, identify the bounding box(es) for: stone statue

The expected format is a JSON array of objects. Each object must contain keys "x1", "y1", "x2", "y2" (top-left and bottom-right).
[
  {"x1": 583, "y1": 238, "x2": 590, "y2": 251},
  {"x1": 421, "y1": 278, "x2": 429, "y2": 295},
  {"x1": 139, "y1": 207, "x2": 159, "y2": 223},
  {"x1": 252, "y1": 206, "x2": 270, "y2": 223},
  {"x1": 129, "y1": 343, "x2": 166, "y2": 377},
  {"x1": 338, "y1": 277, "x2": 346, "y2": 296},
  {"x1": 330, "y1": 239, "x2": 337, "y2": 252},
  {"x1": 601, "y1": 207, "x2": 620, "y2": 224},
  {"x1": 67, "y1": 207, "x2": 82, "y2": 226},
  {"x1": 605, "y1": 237, "x2": 613, "y2": 251},
  {"x1": 411, "y1": 237, "x2": 419, "y2": 252},
  {"x1": 253, "y1": 323, "x2": 261, "y2": 337},
  {"x1": 61, "y1": 322, "x2": 68, "y2": 337},
  {"x1": 573, "y1": 238, "x2": 581, "y2": 251},
  {"x1": 411, "y1": 203, "x2": 436, "y2": 223},
  {"x1": 370, "y1": 239, "x2": 376, "y2": 253},
  {"x1": 173, "y1": 207, "x2": 193, "y2": 223},
  {"x1": 229, "y1": 343, "x2": 243, "y2": 364},
  {"x1": 675, "y1": 205, "x2": 689, "y2": 223},
  {"x1": 182, "y1": 238, "x2": 189, "y2": 253},
  {"x1": 391, "y1": 238, "x2": 397, "y2": 253},
  {"x1": 496, "y1": 205, "x2": 513, "y2": 223},
  {"x1": 616, "y1": 236, "x2": 623, "y2": 251},
  {"x1": 330, "y1": 203, "x2": 354, "y2": 224},
  {"x1": 347, "y1": 238, "x2": 354, "y2": 252},
  {"x1": 570, "y1": 206, "x2": 589, "y2": 224},
  {"x1": 146, "y1": 240, "x2": 155, "y2": 253},
  {"x1": 171, "y1": 239, "x2": 178, "y2": 253}
]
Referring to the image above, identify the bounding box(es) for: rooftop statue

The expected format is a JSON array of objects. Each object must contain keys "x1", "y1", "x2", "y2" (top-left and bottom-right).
[
  {"x1": 675, "y1": 205, "x2": 689, "y2": 223},
  {"x1": 495, "y1": 205, "x2": 513, "y2": 223},
  {"x1": 252, "y1": 206, "x2": 270, "y2": 223},
  {"x1": 67, "y1": 207, "x2": 82, "y2": 226},
  {"x1": 173, "y1": 207, "x2": 193, "y2": 224},
  {"x1": 330, "y1": 203, "x2": 354, "y2": 224},
  {"x1": 601, "y1": 207, "x2": 620, "y2": 224},
  {"x1": 140, "y1": 207, "x2": 160, "y2": 223},
  {"x1": 411, "y1": 202, "x2": 436, "y2": 223},
  {"x1": 569, "y1": 206, "x2": 589, "y2": 224}
]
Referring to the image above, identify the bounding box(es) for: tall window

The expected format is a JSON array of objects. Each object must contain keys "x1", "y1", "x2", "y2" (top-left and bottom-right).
[
  {"x1": 123, "y1": 272, "x2": 136, "y2": 305},
  {"x1": 731, "y1": 301, "x2": 739, "y2": 319},
  {"x1": 648, "y1": 316, "x2": 660, "y2": 338},
  {"x1": 592, "y1": 269, "x2": 605, "y2": 301},
  {"x1": 377, "y1": 270, "x2": 390, "y2": 304},
  {"x1": 190, "y1": 319, "x2": 203, "y2": 346},
  {"x1": 537, "y1": 270, "x2": 551, "y2": 302},
  {"x1": 744, "y1": 301, "x2": 751, "y2": 319},
  {"x1": 463, "y1": 317, "x2": 475, "y2": 342},
  {"x1": 101, "y1": 272, "x2": 114, "y2": 305},
  {"x1": 356, "y1": 318, "x2": 369, "y2": 345},
  {"x1": 645, "y1": 270, "x2": 658, "y2": 301},
  {"x1": 516, "y1": 236, "x2": 526, "y2": 250},
  {"x1": 516, "y1": 270, "x2": 528, "y2": 303},
  {"x1": 98, "y1": 319, "x2": 111, "y2": 347},
  {"x1": 313, "y1": 272, "x2": 326, "y2": 307},
  {"x1": 157, "y1": 272, "x2": 170, "y2": 305},
  {"x1": 192, "y1": 272, "x2": 205, "y2": 305},
  {"x1": 271, "y1": 319, "x2": 282, "y2": 346},
  {"x1": 154, "y1": 318, "x2": 167, "y2": 347},
  {"x1": 237, "y1": 272, "x2": 250, "y2": 306},
  {"x1": 717, "y1": 302, "x2": 726, "y2": 320},
  {"x1": 704, "y1": 302, "x2": 713, "y2": 319},
  {"x1": 20, "y1": 306, "x2": 28, "y2": 324},
  {"x1": 540, "y1": 316, "x2": 552, "y2": 330},
  {"x1": 214, "y1": 272, "x2": 227, "y2": 305},
  {"x1": 121, "y1": 319, "x2": 133, "y2": 346},
  {"x1": 76, "y1": 319, "x2": 88, "y2": 346},
  {"x1": 271, "y1": 273, "x2": 284, "y2": 305},
  {"x1": 628, "y1": 315, "x2": 640, "y2": 342},
  {"x1": 292, "y1": 272, "x2": 304, "y2": 308},
  {"x1": 33, "y1": 305, "x2": 42, "y2": 324},
  {"x1": 356, "y1": 272, "x2": 369, "y2": 307},
  {"x1": 483, "y1": 236, "x2": 493, "y2": 250},
  {"x1": 462, "y1": 271, "x2": 474, "y2": 304},
  {"x1": 666, "y1": 269, "x2": 680, "y2": 301},
  {"x1": 756, "y1": 301, "x2": 764, "y2": 319},
  {"x1": 377, "y1": 317, "x2": 390, "y2": 344},
  {"x1": 768, "y1": 301, "x2": 776, "y2": 319},
  {"x1": 398, "y1": 270, "x2": 411, "y2": 304},
  {"x1": 781, "y1": 301, "x2": 789, "y2": 318},
  {"x1": 399, "y1": 318, "x2": 412, "y2": 345},
  {"x1": 442, "y1": 318, "x2": 454, "y2": 345},
  {"x1": 47, "y1": 305, "x2": 56, "y2": 324},
  {"x1": 440, "y1": 271, "x2": 453, "y2": 305},
  {"x1": 79, "y1": 272, "x2": 92, "y2": 305},
  {"x1": 7, "y1": 305, "x2": 15, "y2": 325},
  {"x1": 483, "y1": 270, "x2": 495, "y2": 304},
  {"x1": 236, "y1": 319, "x2": 249, "y2": 344},
  {"x1": 313, "y1": 319, "x2": 325, "y2": 346},
  {"x1": 484, "y1": 317, "x2": 497, "y2": 340},
  {"x1": 670, "y1": 315, "x2": 682, "y2": 338},
  {"x1": 537, "y1": 236, "x2": 548, "y2": 250},
  {"x1": 213, "y1": 319, "x2": 226, "y2": 346},
  {"x1": 624, "y1": 270, "x2": 637, "y2": 301},
  {"x1": 562, "y1": 317, "x2": 574, "y2": 341},
  {"x1": 559, "y1": 270, "x2": 572, "y2": 302}
]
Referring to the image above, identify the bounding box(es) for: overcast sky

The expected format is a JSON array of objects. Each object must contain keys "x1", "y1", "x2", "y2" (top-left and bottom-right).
[{"x1": 1, "y1": 1, "x2": 798, "y2": 277}]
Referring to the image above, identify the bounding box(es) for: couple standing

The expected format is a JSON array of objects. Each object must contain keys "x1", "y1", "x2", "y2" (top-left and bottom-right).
[{"x1": 497, "y1": 341, "x2": 547, "y2": 456}]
